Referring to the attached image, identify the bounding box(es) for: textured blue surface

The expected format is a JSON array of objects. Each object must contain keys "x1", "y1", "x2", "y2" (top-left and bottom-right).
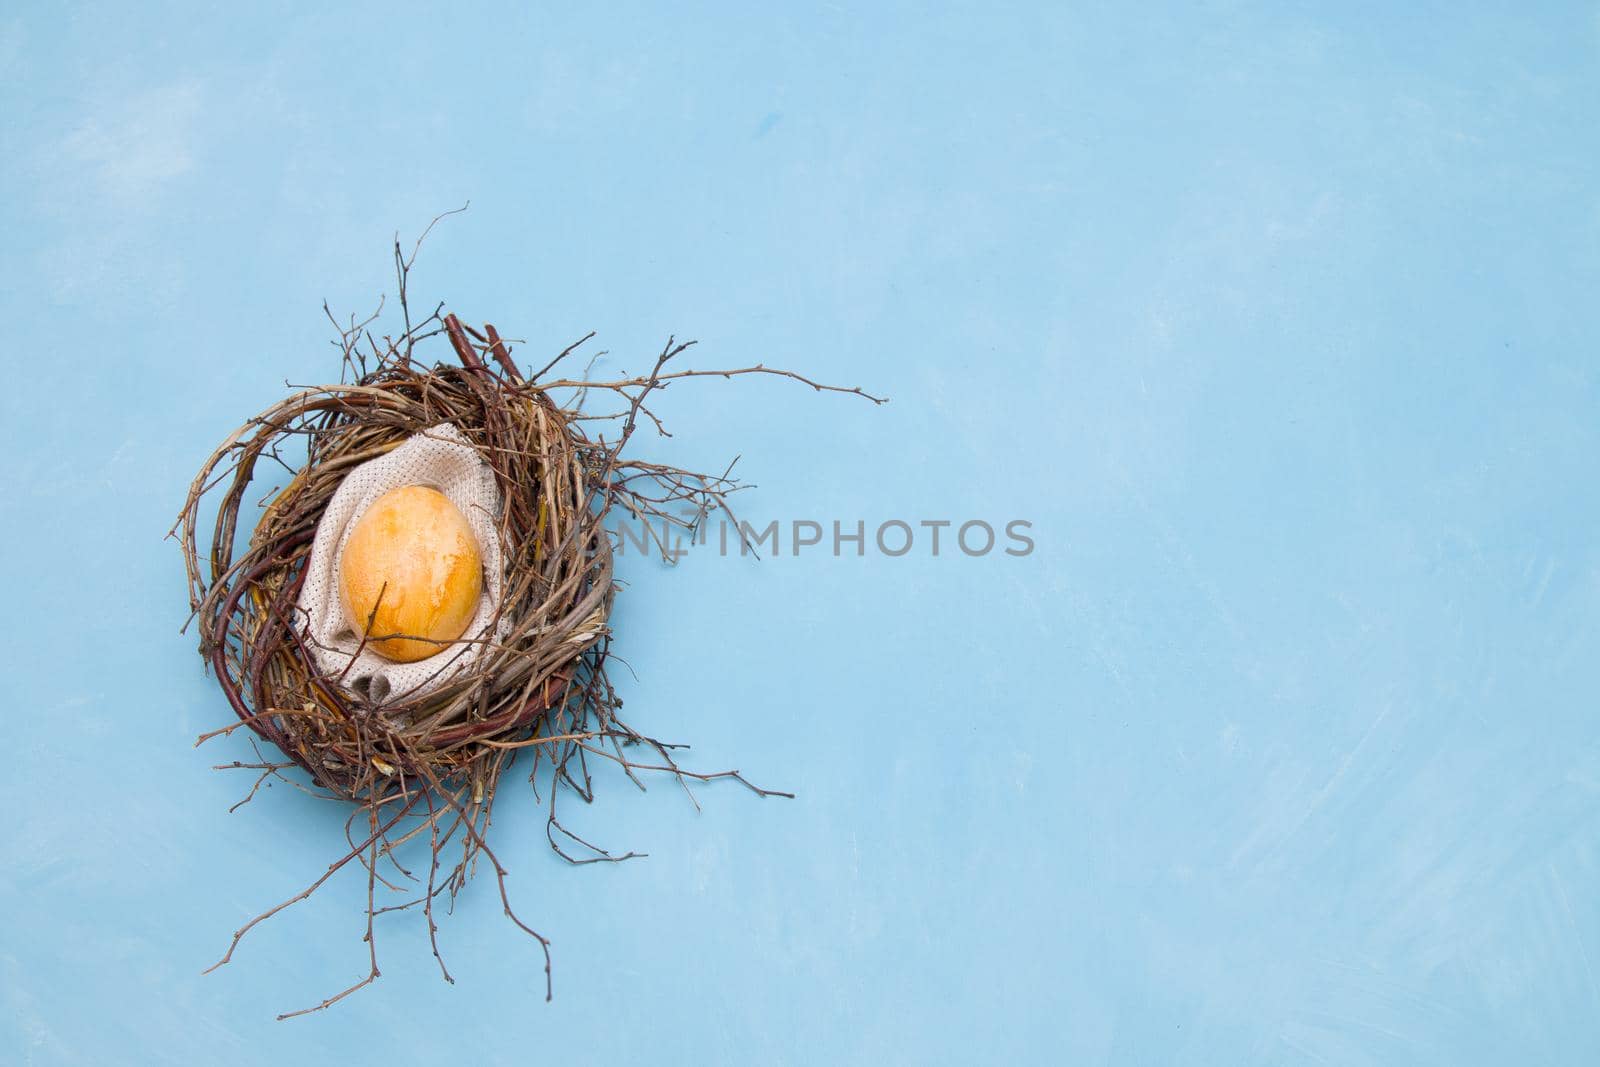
[{"x1": 4, "y1": 3, "x2": 1600, "y2": 1063}]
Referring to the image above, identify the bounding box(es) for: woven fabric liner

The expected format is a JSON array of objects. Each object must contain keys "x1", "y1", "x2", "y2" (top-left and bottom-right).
[{"x1": 295, "y1": 422, "x2": 504, "y2": 704}]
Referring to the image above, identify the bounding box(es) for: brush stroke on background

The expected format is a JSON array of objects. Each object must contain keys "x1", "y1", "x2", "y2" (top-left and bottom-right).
[{"x1": 2, "y1": 2, "x2": 1598, "y2": 1064}]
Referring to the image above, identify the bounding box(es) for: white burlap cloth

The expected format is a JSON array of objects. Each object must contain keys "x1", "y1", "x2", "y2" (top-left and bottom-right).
[{"x1": 296, "y1": 423, "x2": 504, "y2": 704}]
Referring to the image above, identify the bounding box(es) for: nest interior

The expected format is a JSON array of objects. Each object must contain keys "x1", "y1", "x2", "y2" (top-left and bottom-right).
[{"x1": 171, "y1": 238, "x2": 883, "y2": 1018}]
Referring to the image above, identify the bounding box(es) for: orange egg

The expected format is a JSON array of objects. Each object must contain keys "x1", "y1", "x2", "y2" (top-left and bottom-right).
[{"x1": 339, "y1": 485, "x2": 484, "y2": 663}]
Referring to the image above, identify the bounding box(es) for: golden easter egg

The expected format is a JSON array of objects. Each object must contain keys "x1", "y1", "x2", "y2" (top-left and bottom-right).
[{"x1": 339, "y1": 485, "x2": 483, "y2": 663}]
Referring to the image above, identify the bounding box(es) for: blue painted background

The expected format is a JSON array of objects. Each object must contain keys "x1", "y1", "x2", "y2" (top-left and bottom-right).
[{"x1": 4, "y1": 3, "x2": 1599, "y2": 1063}]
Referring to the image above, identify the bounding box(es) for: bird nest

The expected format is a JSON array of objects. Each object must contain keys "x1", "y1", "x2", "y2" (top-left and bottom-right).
[{"x1": 171, "y1": 232, "x2": 883, "y2": 1018}]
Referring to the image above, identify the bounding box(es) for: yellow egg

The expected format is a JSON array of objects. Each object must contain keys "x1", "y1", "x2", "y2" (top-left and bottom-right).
[{"x1": 339, "y1": 485, "x2": 483, "y2": 663}]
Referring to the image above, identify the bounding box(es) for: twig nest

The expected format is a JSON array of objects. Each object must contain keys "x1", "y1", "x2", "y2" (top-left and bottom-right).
[
  {"x1": 339, "y1": 485, "x2": 484, "y2": 663},
  {"x1": 175, "y1": 316, "x2": 613, "y2": 804},
  {"x1": 171, "y1": 264, "x2": 881, "y2": 1018}
]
